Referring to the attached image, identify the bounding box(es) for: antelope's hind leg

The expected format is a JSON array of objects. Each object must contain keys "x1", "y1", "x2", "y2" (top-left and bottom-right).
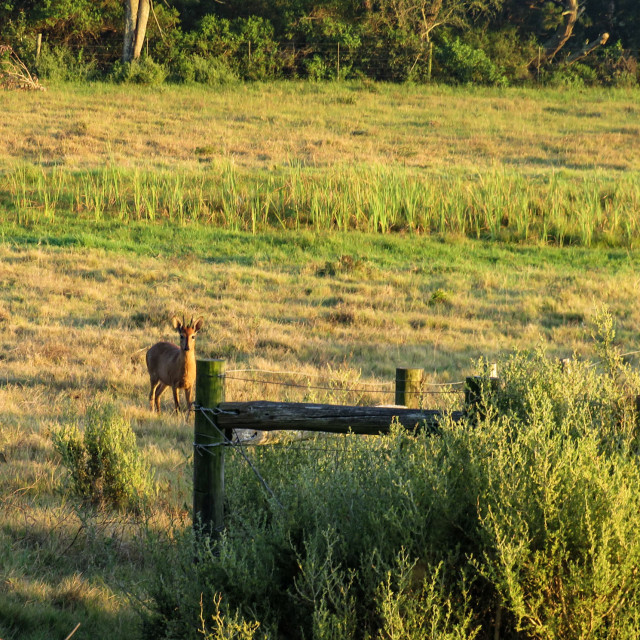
[{"x1": 150, "y1": 380, "x2": 167, "y2": 412}]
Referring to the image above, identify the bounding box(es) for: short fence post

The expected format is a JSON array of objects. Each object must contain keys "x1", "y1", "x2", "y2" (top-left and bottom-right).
[
  {"x1": 193, "y1": 358, "x2": 226, "y2": 537},
  {"x1": 465, "y1": 363, "x2": 498, "y2": 423},
  {"x1": 395, "y1": 367, "x2": 424, "y2": 409},
  {"x1": 560, "y1": 358, "x2": 571, "y2": 373}
]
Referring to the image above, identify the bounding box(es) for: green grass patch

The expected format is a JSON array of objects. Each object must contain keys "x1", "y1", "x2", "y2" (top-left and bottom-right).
[{"x1": 2, "y1": 163, "x2": 640, "y2": 247}]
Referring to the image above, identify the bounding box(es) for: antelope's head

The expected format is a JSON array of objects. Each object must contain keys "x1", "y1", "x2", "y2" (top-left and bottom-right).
[{"x1": 171, "y1": 316, "x2": 204, "y2": 352}]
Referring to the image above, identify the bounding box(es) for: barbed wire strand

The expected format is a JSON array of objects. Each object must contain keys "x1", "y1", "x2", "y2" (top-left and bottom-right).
[
  {"x1": 225, "y1": 368, "x2": 394, "y2": 386},
  {"x1": 223, "y1": 374, "x2": 464, "y2": 394},
  {"x1": 225, "y1": 368, "x2": 466, "y2": 388}
]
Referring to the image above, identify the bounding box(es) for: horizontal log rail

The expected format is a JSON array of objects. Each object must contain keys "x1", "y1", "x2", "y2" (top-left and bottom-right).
[
  {"x1": 215, "y1": 401, "x2": 465, "y2": 435},
  {"x1": 193, "y1": 358, "x2": 494, "y2": 538}
]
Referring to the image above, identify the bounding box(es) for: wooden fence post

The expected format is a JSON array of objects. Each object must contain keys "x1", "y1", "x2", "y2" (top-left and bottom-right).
[
  {"x1": 395, "y1": 367, "x2": 423, "y2": 409},
  {"x1": 193, "y1": 358, "x2": 226, "y2": 537},
  {"x1": 465, "y1": 363, "x2": 498, "y2": 422}
]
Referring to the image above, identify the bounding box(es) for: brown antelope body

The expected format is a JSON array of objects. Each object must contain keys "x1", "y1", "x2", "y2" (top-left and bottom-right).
[{"x1": 146, "y1": 316, "x2": 204, "y2": 413}]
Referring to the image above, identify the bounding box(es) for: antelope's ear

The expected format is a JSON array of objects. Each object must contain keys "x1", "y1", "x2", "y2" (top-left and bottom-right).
[
  {"x1": 193, "y1": 317, "x2": 204, "y2": 333},
  {"x1": 171, "y1": 316, "x2": 183, "y2": 330}
]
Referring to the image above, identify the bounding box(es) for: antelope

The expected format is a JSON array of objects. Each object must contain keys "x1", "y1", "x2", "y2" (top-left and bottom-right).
[{"x1": 146, "y1": 316, "x2": 204, "y2": 414}]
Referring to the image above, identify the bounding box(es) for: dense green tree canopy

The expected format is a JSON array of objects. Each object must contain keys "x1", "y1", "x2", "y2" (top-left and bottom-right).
[{"x1": 1, "y1": 0, "x2": 637, "y2": 84}]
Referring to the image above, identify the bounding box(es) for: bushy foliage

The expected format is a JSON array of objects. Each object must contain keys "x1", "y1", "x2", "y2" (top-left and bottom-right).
[
  {"x1": 142, "y1": 312, "x2": 640, "y2": 639},
  {"x1": 52, "y1": 403, "x2": 153, "y2": 511},
  {"x1": 110, "y1": 56, "x2": 168, "y2": 85},
  {"x1": 34, "y1": 44, "x2": 98, "y2": 82},
  {"x1": 291, "y1": 11, "x2": 362, "y2": 80},
  {"x1": 437, "y1": 36, "x2": 507, "y2": 86},
  {"x1": 464, "y1": 26, "x2": 537, "y2": 84},
  {"x1": 178, "y1": 14, "x2": 284, "y2": 81},
  {"x1": 592, "y1": 40, "x2": 638, "y2": 88},
  {"x1": 542, "y1": 62, "x2": 599, "y2": 88},
  {"x1": 2, "y1": 0, "x2": 639, "y2": 85},
  {"x1": 170, "y1": 53, "x2": 238, "y2": 85}
]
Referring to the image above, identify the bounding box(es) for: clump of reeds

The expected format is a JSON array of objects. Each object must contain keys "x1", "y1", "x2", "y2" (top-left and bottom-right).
[{"x1": 3, "y1": 161, "x2": 639, "y2": 247}]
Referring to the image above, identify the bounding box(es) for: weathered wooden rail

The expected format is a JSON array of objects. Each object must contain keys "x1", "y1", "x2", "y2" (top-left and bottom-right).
[
  {"x1": 214, "y1": 401, "x2": 465, "y2": 434},
  {"x1": 192, "y1": 358, "x2": 492, "y2": 536}
]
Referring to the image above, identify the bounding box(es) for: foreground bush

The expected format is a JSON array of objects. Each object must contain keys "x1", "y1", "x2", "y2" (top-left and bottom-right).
[
  {"x1": 142, "y1": 319, "x2": 640, "y2": 639},
  {"x1": 52, "y1": 403, "x2": 153, "y2": 511}
]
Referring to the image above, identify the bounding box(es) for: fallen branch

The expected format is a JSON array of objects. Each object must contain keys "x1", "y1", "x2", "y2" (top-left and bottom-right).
[
  {"x1": 566, "y1": 32, "x2": 610, "y2": 65},
  {"x1": 0, "y1": 45, "x2": 46, "y2": 91},
  {"x1": 63, "y1": 623, "x2": 81, "y2": 640}
]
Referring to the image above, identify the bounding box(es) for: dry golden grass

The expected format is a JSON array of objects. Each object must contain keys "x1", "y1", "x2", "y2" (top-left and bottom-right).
[
  {"x1": 2, "y1": 243, "x2": 639, "y2": 637},
  {"x1": 1, "y1": 83, "x2": 639, "y2": 174},
  {"x1": 1, "y1": 238, "x2": 639, "y2": 426},
  {"x1": 2, "y1": 82, "x2": 640, "y2": 639}
]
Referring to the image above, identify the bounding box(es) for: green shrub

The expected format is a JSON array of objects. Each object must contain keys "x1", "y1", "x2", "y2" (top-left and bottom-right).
[
  {"x1": 52, "y1": 403, "x2": 153, "y2": 511},
  {"x1": 188, "y1": 14, "x2": 284, "y2": 81},
  {"x1": 543, "y1": 62, "x2": 599, "y2": 88},
  {"x1": 199, "y1": 594, "x2": 261, "y2": 640},
  {"x1": 475, "y1": 415, "x2": 640, "y2": 639},
  {"x1": 35, "y1": 44, "x2": 98, "y2": 82},
  {"x1": 437, "y1": 36, "x2": 507, "y2": 86},
  {"x1": 292, "y1": 12, "x2": 361, "y2": 81},
  {"x1": 593, "y1": 40, "x2": 638, "y2": 88},
  {"x1": 110, "y1": 56, "x2": 168, "y2": 85},
  {"x1": 464, "y1": 27, "x2": 537, "y2": 84},
  {"x1": 304, "y1": 55, "x2": 333, "y2": 81},
  {"x1": 170, "y1": 53, "x2": 238, "y2": 85}
]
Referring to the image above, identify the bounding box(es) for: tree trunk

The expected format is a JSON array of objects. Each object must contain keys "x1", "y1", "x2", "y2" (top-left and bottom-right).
[
  {"x1": 544, "y1": 0, "x2": 579, "y2": 62},
  {"x1": 123, "y1": 0, "x2": 150, "y2": 62},
  {"x1": 122, "y1": 0, "x2": 139, "y2": 62},
  {"x1": 132, "y1": 0, "x2": 151, "y2": 60},
  {"x1": 530, "y1": 0, "x2": 579, "y2": 69}
]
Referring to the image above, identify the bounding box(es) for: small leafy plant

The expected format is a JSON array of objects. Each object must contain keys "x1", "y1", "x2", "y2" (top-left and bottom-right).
[{"x1": 52, "y1": 403, "x2": 153, "y2": 512}]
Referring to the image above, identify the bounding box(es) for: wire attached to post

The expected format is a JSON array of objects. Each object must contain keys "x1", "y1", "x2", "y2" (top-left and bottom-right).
[{"x1": 193, "y1": 404, "x2": 284, "y2": 509}]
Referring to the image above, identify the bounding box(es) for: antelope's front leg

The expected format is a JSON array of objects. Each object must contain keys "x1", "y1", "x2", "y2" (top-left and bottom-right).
[
  {"x1": 184, "y1": 387, "x2": 194, "y2": 416},
  {"x1": 172, "y1": 387, "x2": 181, "y2": 412}
]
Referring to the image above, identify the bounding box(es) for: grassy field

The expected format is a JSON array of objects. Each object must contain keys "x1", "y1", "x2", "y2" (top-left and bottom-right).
[
  {"x1": 2, "y1": 82, "x2": 640, "y2": 639},
  {"x1": 2, "y1": 82, "x2": 640, "y2": 242},
  {"x1": 2, "y1": 82, "x2": 639, "y2": 174}
]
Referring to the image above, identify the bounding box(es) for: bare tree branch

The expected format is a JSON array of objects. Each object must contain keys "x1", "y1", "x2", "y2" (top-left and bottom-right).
[
  {"x1": 540, "y1": 0, "x2": 579, "y2": 63},
  {"x1": 566, "y1": 32, "x2": 610, "y2": 65},
  {"x1": 0, "y1": 45, "x2": 46, "y2": 91}
]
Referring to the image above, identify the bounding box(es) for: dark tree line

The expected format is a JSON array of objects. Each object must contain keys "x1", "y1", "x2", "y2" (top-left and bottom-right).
[{"x1": 1, "y1": 0, "x2": 638, "y2": 85}]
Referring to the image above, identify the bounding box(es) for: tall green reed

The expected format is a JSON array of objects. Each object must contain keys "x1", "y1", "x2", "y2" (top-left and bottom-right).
[{"x1": 3, "y1": 161, "x2": 639, "y2": 248}]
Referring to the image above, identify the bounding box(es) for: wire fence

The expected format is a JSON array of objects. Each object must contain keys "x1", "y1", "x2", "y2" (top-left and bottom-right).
[
  {"x1": 192, "y1": 350, "x2": 640, "y2": 530},
  {"x1": 222, "y1": 367, "x2": 466, "y2": 411},
  {"x1": 192, "y1": 364, "x2": 471, "y2": 514},
  {"x1": 193, "y1": 400, "x2": 404, "y2": 514},
  {"x1": 194, "y1": 404, "x2": 285, "y2": 508}
]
